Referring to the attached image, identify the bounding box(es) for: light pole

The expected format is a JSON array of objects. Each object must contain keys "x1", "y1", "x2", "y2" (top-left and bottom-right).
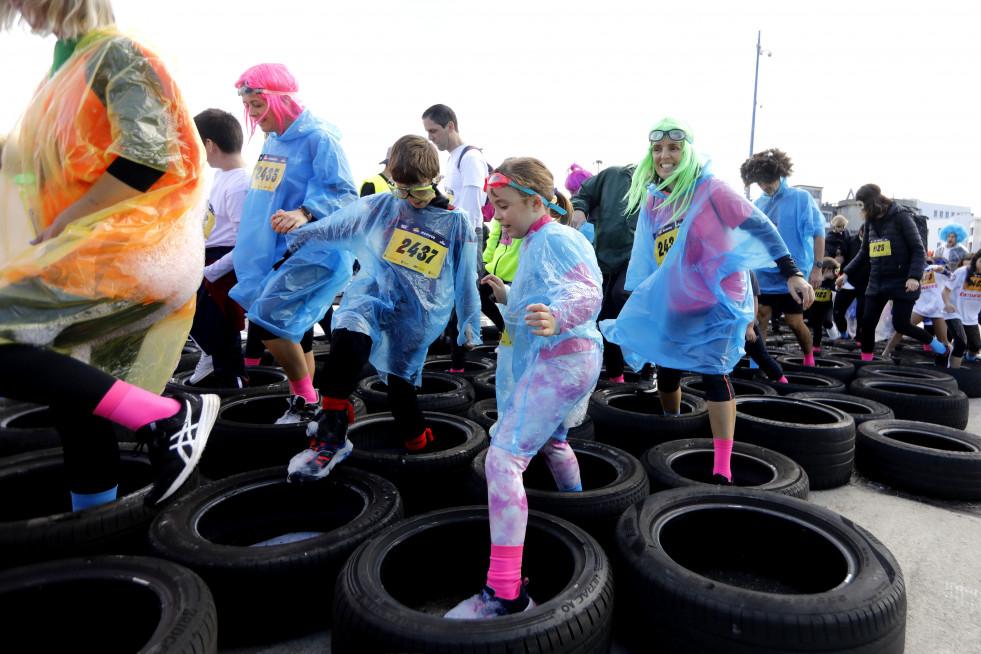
[
  {"x1": 593, "y1": 159, "x2": 603, "y2": 174},
  {"x1": 747, "y1": 30, "x2": 772, "y2": 199}
]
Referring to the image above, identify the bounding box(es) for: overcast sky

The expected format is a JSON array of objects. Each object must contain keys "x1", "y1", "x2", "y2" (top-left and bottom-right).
[{"x1": 2, "y1": 0, "x2": 978, "y2": 212}]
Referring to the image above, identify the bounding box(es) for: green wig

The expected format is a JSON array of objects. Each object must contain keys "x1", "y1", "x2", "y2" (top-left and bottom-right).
[{"x1": 624, "y1": 117, "x2": 702, "y2": 222}]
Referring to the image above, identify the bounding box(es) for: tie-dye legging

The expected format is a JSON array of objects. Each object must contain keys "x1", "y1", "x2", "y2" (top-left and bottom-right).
[{"x1": 486, "y1": 349, "x2": 601, "y2": 546}]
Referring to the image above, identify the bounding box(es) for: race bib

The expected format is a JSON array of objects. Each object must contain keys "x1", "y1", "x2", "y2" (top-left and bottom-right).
[
  {"x1": 869, "y1": 238, "x2": 891, "y2": 257},
  {"x1": 203, "y1": 202, "x2": 216, "y2": 238},
  {"x1": 500, "y1": 328, "x2": 512, "y2": 347},
  {"x1": 921, "y1": 270, "x2": 936, "y2": 286},
  {"x1": 251, "y1": 154, "x2": 287, "y2": 192},
  {"x1": 654, "y1": 220, "x2": 680, "y2": 266},
  {"x1": 814, "y1": 288, "x2": 832, "y2": 302},
  {"x1": 382, "y1": 221, "x2": 449, "y2": 279},
  {"x1": 963, "y1": 274, "x2": 981, "y2": 292}
]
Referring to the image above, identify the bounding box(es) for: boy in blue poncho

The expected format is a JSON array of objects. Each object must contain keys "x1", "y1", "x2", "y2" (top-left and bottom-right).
[
  {"x1": 279, "y1": 135, "x2": 482, "y2": 482},
  {"x1": 740, "y1": 149, "x2": 825, "y2": 365}
]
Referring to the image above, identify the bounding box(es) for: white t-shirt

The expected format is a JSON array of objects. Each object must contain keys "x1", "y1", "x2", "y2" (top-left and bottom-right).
[
  {"x1": 443, "y1": 144, "x2": 487, "y2": 233},
  {"x1": 945, "y1": 265, "x2": 981, "y2": 326},
  {"x1": 913, "y1": 265, "x2": 949, "y2": 318},
  {"x1": 203, "y1": 167, "x2": 250, "y2": 281}
]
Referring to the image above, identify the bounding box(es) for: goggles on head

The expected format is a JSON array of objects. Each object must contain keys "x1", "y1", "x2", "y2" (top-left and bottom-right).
[
  {"x1": 236, "y1": 84, "x2": 296, "y2": 97},
  {"x1": 389, "y1": 180, "x2": 437, "y2": 201},
  {"x1": 483, "y1": 172, "x2": 567, "y2": 216},
  {"x1": 649, "y1": 128, "x2": 692, "y2": 144}
]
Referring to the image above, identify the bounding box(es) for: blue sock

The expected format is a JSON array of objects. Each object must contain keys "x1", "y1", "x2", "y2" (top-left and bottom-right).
[
  {"x1": 966, "y1": 353, "x2": 977, "y2": 361},
  {"x1": 665, "y1": 410, "x2": 681, "y2": 416},
  {"x1": 559, "y1": 482, "x2": 583, "y2": 492},
  {"x1": 929, "y1": 337, "x2": 948, "y2": 354},
  {"x1": 748, "y1": 359, "x2": 760, "y2": 369},
  {"x1": 71, "y1": 485, "x2": 118, "y2": 511}
]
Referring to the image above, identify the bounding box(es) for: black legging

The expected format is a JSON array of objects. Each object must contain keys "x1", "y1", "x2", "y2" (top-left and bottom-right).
[
  {"x1": 319, "y1": 329, "x2": 425, "y2": 438},
  {"x1": 0, "y1": 344, "x2": 119, "y2": 493},
  {"x1": 833, "y1": 287, "x2": 866, "y2": 341},
  {"x1": 598, "y1": 265, "x2": 631, "y2": 378},
  {"x1": 744, "y1": 324, "x2": 784, "y2": 381},
  {"x1": 860, "y1": 296, "x2": 931, "y2": 355}
]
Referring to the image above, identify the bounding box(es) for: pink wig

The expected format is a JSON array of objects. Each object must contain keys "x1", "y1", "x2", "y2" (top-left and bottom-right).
[
  {"x1": 235, "y1": 63, "x2": 305, "y2": 137},
  {"x1": 565, "y1": 163, "x2": 594, "y2": 195}
]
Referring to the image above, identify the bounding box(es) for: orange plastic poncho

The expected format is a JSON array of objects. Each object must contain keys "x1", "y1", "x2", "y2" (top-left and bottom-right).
[{"x1": 0, "y1": 28, "x2": 205, "y2": 393}]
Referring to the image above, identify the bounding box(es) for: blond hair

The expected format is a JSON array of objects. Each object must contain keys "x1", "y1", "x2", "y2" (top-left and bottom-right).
[{"x1": 0, "y1": 0, "x2": 114, "y2": 39}]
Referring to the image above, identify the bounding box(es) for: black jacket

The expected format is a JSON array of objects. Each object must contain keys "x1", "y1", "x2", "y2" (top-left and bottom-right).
[{"x1": 844, "y1": 202, "x2": 925, "y2": 299}]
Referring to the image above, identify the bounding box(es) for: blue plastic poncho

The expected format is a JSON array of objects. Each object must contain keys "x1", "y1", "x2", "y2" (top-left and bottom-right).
[
  {"x1": 753, "y1": 178, "x2": 825, "y2": 294},
  {"x1": 229, "y1": 109, "x2": 358, "y2": 312},
  {"x1": 601, "y1": 159, "x2": 791, "y2": 375},
  {"x1": 282, "y1": 192, "x2": 481, "y2": 385},
  {"x1": 494, "y1": 220, "x2": 603, "y2": 428}
]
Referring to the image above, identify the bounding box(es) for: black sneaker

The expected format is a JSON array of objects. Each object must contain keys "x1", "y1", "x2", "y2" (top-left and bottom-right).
[
  {"x1": 444, "y1": 579, "x2": 535, "y2": 619},
  {"x1": 636, "y1": 371, "x2": 658, "y2": 394},
  {"x1": 275, "y1": 393, "x2": 320, "y2": 424},
  {"x1": 287, "y1": 407, "x2": 353, "y2": 482},
  {"x1": 136, "y1": 392, "x2": 218, "y2": 506},
  {"x1": 711, "y1": 473, "x2": 733, "y2": 486}
]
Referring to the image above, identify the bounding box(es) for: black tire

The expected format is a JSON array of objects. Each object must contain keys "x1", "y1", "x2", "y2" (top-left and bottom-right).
[
  {"x1": 0, "y1": 402, "x2": 132, "y2": 458},
  {"x1": 588, "y1": 387, "x2": 710, "y2": 457},
  {"x1": 469, "y1": 343, "x2": 500, "y2": 360},
  {"x1": 466, "y1": 439, "x2": 649, "y2": 547},
  {"x1": 356, "y1": 371, "x2": 475, "y2": 416},
  {"x1": 678, "y1": 374, "x2": 776, "y2": 399},
  {"x1": 856, "y1": 419, "x2": 981, "y2": 500},
  {"x1": 763, "y1": 370, "x2": 847, "y2": 395},
  {"x1": 466, "y1": 397, "x2": 595, "y2": 442},
  {"x1": 0, "y1": 444, "x2": 200, "y2": 569},
  {"x1": 906, "y1": 359, "x2": 981, "y2": 398},
  {"x1": 821, "y1": 348, "x2": 891, "y2": 369},
  {"x1": 775, "y1": 354, "x2": 857, "y2": 384},
  {"x1": 470, "y1": 369, "x2": 497, "y2": 401},
  {"x1": 734, "y1": 396, "x2": 856, "y2": 490},
  {"x1": 614, "y1": 487, "x2": 906, "y2": 654},
  {"x1": 422, "y1": 353, "x2": 497, "y2": 381},
  {"x1": 147, "y1": 466, "x2": 403, "y2": 646},
  {"x1": 0, "y1": 555, "x2": 217, "y2": 653},
  {"x1": 786, "y1": 391, "x2": 895, "y2": 427},
  {"x1": 856, "y1": 363, "x2": 959, "y2": 391},
  {"x1": 332, "y1": 506, "x2": 614, "y2": 653},
  {"x1": 345, "y1": 412, "x2": 489, "y2": 516},
  {"x1": 166, "y1": 365, "x2": 289, "y2": 399},
  {"x1": 729, "y1": 350, "x2": 790, "y2": 380},
  {"x1": 200, "y1": 392, "x2": 366, "y2": 479},
  {"x1": 642, "y1": 438, "x2": 809, "y2": 499},
  {"x1": 848, "y1": 377, "x2": 969, "y2": 430},
  {"x1": 174, "y1": 341, "x2": 202, "y2": 374}
]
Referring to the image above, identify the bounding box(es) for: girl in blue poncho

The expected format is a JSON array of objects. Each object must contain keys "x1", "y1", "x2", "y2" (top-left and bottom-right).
[
  {"x1": 445, "y1": 157, "x2": 603, "y2": 619},
  {"x1": 229, "y1": 63, "x2": 358, "y2": 424},
  {"x1": 600, "y1": 118, "x2": 814, "y2": 484}
]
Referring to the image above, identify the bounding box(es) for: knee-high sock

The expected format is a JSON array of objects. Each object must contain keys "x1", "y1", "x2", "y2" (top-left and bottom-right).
[
  {"x1": 93, "y1": 381, "x2": 180, "y2": 431},
  {"x1": 713, "y1": 438, "x2": 734, "y2": 481}
]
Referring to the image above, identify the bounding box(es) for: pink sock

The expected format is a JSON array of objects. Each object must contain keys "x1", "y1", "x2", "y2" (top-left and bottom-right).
[
  {"x1": 244, "y1": 357, "x2": 262, "y2": 366},
  {"x1": 289, "y1": 376, "x2": 318, "y2": 404},
  {"x1": 713, "y1": 438, "x2": 733, "y2": 481},
  {"x1": 610, "y1": 375, "x2": 625, "y2": 383},
  {"x1": 802, "y1": 352, "x2": 815, "y2": 366},
  {"x1": 450, "y1": 368, "x2": 465, "y2": 373},
  {"x1": 812, "y1": 346, "x2": 821, "y2": 353},
  {"x1": 93, "y1": 380, "x2": 181, "y2": 431},
  {"x1": 861, "y1": 352, "x2": 874, "y2": 361},
  {"x1": 778, "y1": 376, "x2": 789, "y2": 383},
  {"x1": 923, "y1": 345, "x2": 931, "y2": 352},
  {"x1": 486, "y1": 544, "x2": 523, "y2": 600}
]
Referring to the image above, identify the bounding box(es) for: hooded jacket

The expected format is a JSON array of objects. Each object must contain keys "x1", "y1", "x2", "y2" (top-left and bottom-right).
[{"x1": 845, "y1": 202, "x2": 925, "y2": 299}]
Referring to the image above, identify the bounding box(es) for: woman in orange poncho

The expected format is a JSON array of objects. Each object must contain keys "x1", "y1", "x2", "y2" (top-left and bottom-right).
[{"x1": 0, "y1": 0, "x2": 215, "y2": 511}]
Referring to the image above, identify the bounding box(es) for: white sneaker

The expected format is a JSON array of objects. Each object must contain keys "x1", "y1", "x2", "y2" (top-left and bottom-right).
[
  {"x1": 189, "y1": 353, "x2": 214, "y2": 384},
  {"x1": 275, "y1": 394, "x2": 320, "y2": 424}
]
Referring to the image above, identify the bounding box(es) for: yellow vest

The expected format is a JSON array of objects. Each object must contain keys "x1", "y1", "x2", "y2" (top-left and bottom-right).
[{"x1": 360, "y1": 173, "x2": 391, "y2": 196}]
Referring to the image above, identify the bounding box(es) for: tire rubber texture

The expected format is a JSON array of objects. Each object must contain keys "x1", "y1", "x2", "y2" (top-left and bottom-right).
[
  {"x1": 734, "y1": 396, "x2": 856, "y2": 490},
  {"x1": 905, "y1": 359, "x2": 981, "y2": 398},
  {"x1": 855, "y1": 363, "x2": 958, "y2": 391},
  {"x1": 678, "y1": 374, "x2": 776, "y2": 399},
  {"x1": 642, "y1": 438, "x2": 809, "y2": 499},
  {"x1": 856, "y1": 418, "x2": 981, "y2": 500},
  {"x1": 345, "y1": 412, "x2": 489, "y2": 516},
  {"x1": 588, "y1": 387, "x2": 710, "y2": 456},
  {"x1": 614, "y1": 487, "x2": 906, "y2": 654},
  {"x1": 147, "y1": 466, "x2": 403, "y2": 646},
  {"x1": 470, "y1": 369, "x2": 497, "y2": 401},
  {"x1": 0, "y1": 554, "x2": 217, "y2": 653},
  {"x1": 775, "y1": 354, "x2": 857, "y2": 384},
  {"x1": 356, "y1": 371, "x2": 475, "y2": 416},
  {"x1": 466, "y1": 397, "x2": 595, "y2": 442},
  {"x1": 786, "y1": 391, "x2": 895, "y2": 427},
  {"x1": 763, "y1": 370, "x2": 847, "y2": 396},
  {"x1": 0, "y1": 401, "x2": 132, "y2": 458},
  {"x1": 331, "y1": 506, "x2": 614, "y2": 654},
  {"x1": 847, "y1": 377, "x2": 969, "y2": 430},
  {"x1": 822, "y1": 348, "x2": 891, "y2": 369},
  {"x1": 166, "y1": 365, "x2": 290, "y2": 399},
  {"x1": 421, "y1": 353, "x2": 497, "y2": 381},
  {"x1": 466, "y1": 438, "x2": 649, "y2": 547},
  {"x1": 200, "y1": 392, "x2": 366, "y2": 479},
  {"x1": 0, "y1": 444, "x2": 199, "y2": 568}
]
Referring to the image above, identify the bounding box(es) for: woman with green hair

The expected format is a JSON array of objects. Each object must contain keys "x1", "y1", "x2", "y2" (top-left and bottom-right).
[{"x1": 600, "y1": 117, "x2": 814, "y2": 483}]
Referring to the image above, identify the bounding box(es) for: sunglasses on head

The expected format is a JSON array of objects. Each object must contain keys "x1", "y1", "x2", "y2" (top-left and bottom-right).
[
  {"x1": 236, "y1": 84, "x2": 295, "y2": 97},
  {"x1": 389, "y1": 181, "x2": 437, "y2": 201},
  {"x1": 649, "y1": 128, "x2": 692, "y2": 144},
  {"x1": 483, "y1": 173, "x2": 567, "y2": 216}
]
